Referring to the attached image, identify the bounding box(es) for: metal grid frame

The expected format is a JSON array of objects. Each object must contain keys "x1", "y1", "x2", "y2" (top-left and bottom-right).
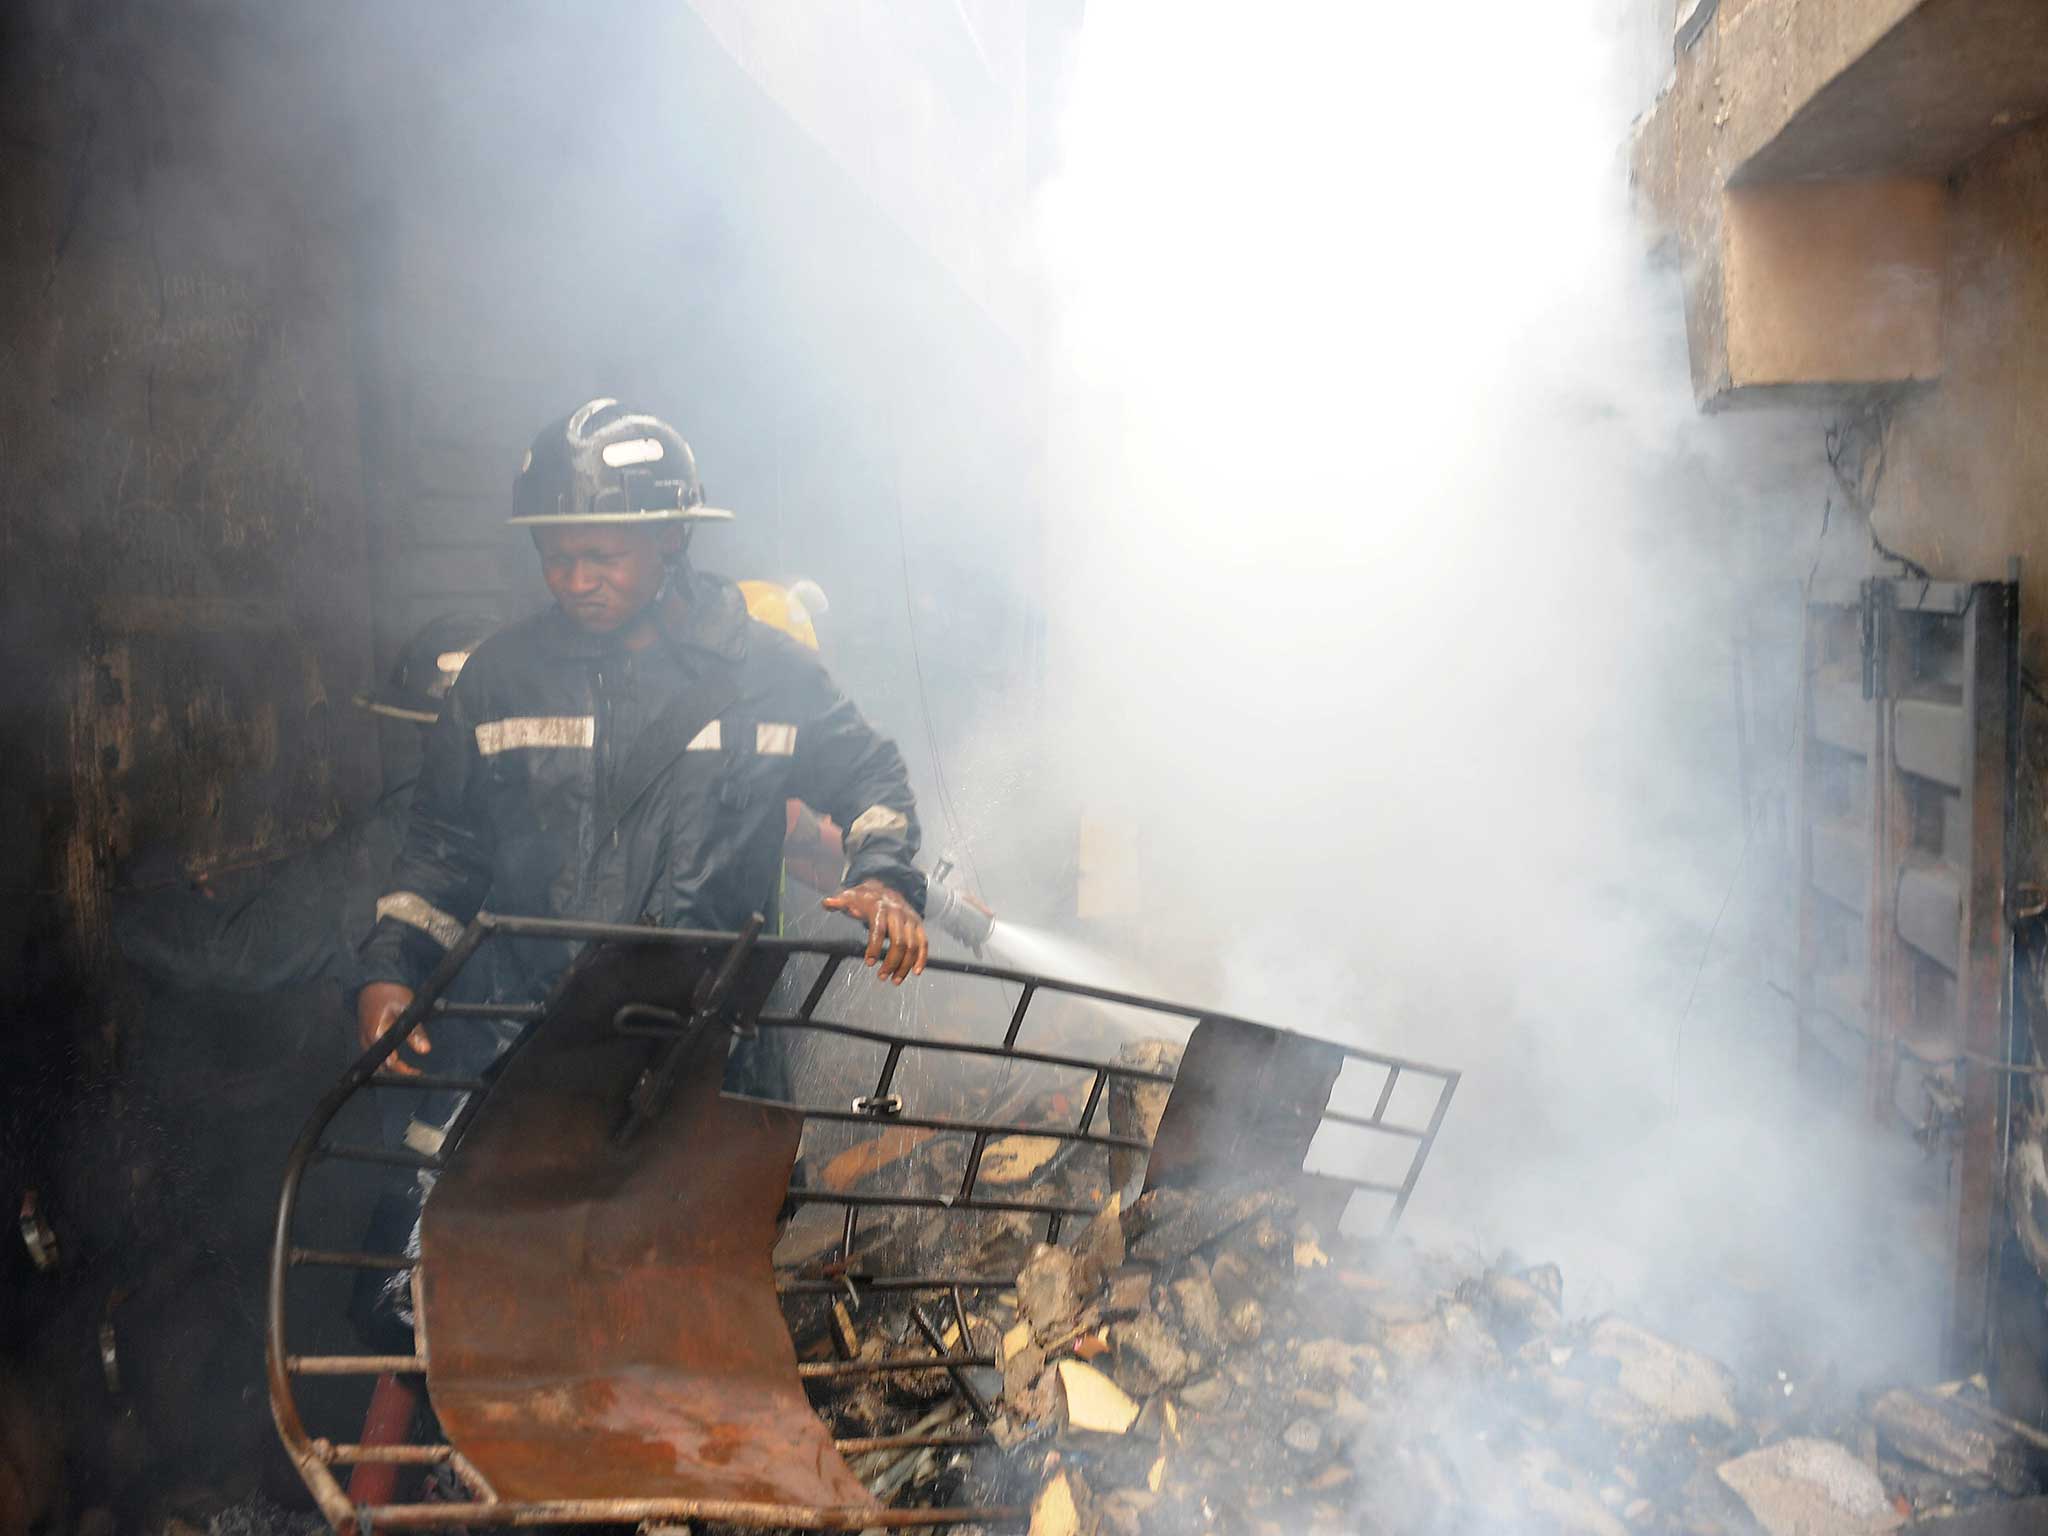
[
  {"x1": 1792, "y1": 575, "x2": 2019, "y2": 1370},
  {"x1": 268, "y1": 912, "x2": 1460, "y2": 1531}
]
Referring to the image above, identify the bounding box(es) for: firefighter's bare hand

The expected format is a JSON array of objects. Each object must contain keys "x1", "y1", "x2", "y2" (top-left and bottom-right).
[
  {"x1": 822, "y1": 880, "x2": 928, "y2": 985},
  {"x1": 357, "y1": 982, "x2": 430, "y2": 1074}
]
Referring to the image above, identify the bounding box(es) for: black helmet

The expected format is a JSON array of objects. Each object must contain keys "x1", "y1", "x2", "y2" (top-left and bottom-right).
[
  {"x1": 508, "y1": 398, "x2": 735, "y2": 527},
  {"x1": 355, "y1": 613, "x2": 498, "y2": 724}
]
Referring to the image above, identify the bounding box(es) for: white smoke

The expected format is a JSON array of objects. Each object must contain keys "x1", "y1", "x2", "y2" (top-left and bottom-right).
[{"x1": 1030, "y1": 0, "x2": 1934, "y2": 1380}]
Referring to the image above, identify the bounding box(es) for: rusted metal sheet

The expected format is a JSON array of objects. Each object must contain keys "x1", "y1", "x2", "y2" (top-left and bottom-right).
[
  {"x1": 1145, "y1": 1017, "x2": 1342, "y2": 1191},
  {"x1": 417, "y1": 941, "x2": 875, "y2": 1511},
  {"x1": 1145, "y1": 1015, "x2": 1454, "y2": 1233}
]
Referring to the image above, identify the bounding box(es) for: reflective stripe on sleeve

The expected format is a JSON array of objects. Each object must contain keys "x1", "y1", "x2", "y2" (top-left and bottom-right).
[
  {"x1": 687, "y1": 720, "x2": 722, "y2": 751},
  {"x1": 474, "y1": 716, "x2": 596, "y2": 755},
  {"x1": 756, "y1": 722, "x2": 797, "y2": 756},
  {"x1": 374, "y1": 892, "x2": 465, "y2": 950},
  {"x1": 845, "y1": 805, "x2": 910, "y2": 849}
]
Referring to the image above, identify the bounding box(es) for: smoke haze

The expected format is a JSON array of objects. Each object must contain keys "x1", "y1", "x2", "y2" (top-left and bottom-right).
[
  {"x1": 1025, "y1": 0, "x2": 1932, "y2": 1380},
  {"x1": 0, "y1": 3, "x2": 1957, "y2": 1520}
]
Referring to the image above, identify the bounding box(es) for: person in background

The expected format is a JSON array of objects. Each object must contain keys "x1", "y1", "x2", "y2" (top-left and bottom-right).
[
  {"x1": 110, "y1": 615, "x2": 500, "y2": 1512},
  {"x1": 112, "y1": 615, "x2": 498, "y2": 994}
]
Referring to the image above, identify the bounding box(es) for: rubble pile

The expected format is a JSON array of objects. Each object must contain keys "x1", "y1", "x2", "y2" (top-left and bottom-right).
[{"x1": 805, "y1": 1181, "x2": 2048, "y2": 1535}]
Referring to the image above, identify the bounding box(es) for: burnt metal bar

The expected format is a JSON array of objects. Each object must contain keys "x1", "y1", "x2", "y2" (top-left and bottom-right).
[
  {"x1": 316, "y1": 1143, "x2": 441, "y2": 1171},
  {"x1": 324, "y1": 1444, "x2": 453, "y2": 1466},
  {"x1": 957, "y1": 1130, "x2": 991, "y2": 1207},
  {"x1": 287, "y1": 1354, "x2": 425, "y2": 1376},
  {"x1": 729, "y1": 1095, "x2": 1146, "y2": 1151},
  {"x1": 1075, "y1": 1068, "x2": 1107, "y2": 1135},
  {"x1": 1001, "y1": 983, "x2": 1036, "y2": 1048},
  {"x1": 947, "y1": 1285, "x2": 974, "y2": 1353},
  {"x1": 1885, "y1": 578, "x2": 1978, "y2": 615},
  {"x1": 911, "y1": 1304, "x2": 995, "y2": 1424},
  {"x1": 1386, "y1": 1071, "x2": 1461, "y2": 1229},
  {"x1": 832, "y1": 1432, "x2": 990, "y2": 1456},
  {"x1": 1370, "y1": 1065, "x2": 1400, "y2": 1122},
  {"x1": 431, "y1": 1001, "x2": 545, "y2": 1020},
  {"x1": 1319, "y1": 1108, "x2": 1428, "y2": 1139},
  {"x1": 447, "y1": 1452, "x2": 498, "y2": 1503},
  {"x1": 434, "y1": 1070, "x2": 494, "y2": 1156},
  {"x1": 871, "y1": 1042, "x2": 906, "y2": 1099},
  {"x1": 777, "y1": 1275, "x2": 1013, "y2": 1296},
  {"x1": 796, "y1": 1353, "x2": 995, "y2": 1380},
  {"x1": 367, "y1": 1072, "x2": 491, "y2": 1093},
  {"x1": 750, "y1": 1016, "x2": 1176, "y2": 1085},
  {"x1": 357, "y1": 1501, "x2": 1024, "y2": 1530},
  {"x1": 788, "y1": 1190, "x2": 1099, "y2": 1221},
  {"x1": 798, "y1": 953, "x2": 845, "y2": 1019},
  {"x1": 289, "y1": 1247, "x2": 415, "y2": 1272}
]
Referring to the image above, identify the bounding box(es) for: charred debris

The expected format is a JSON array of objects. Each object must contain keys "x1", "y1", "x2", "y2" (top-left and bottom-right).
[{"x1": 786, "y1": 1178, "x2": 2048, "y2": 1536}]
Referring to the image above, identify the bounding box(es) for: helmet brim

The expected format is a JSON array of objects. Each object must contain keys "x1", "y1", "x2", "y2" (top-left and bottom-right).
[{"x1": 507, "y1": 506, "x2": 736, "y2": 527}]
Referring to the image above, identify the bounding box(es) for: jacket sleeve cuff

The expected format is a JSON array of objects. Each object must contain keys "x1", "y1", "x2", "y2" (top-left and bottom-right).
[
  {"x1": 846, "y1": 858, "x2": 928, "y2": 916},
  {"x1": 355, "y1": 917, "x2": 447, "y2": 993}
]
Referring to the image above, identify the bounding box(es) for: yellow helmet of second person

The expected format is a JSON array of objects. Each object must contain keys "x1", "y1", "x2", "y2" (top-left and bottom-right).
[{"x1": 739, "y1": 578, "x2": 828, "y2": 651}]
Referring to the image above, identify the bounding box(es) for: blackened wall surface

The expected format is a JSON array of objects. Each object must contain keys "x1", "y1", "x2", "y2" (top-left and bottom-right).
[
  {"x1": 0, "y1": 0, "x2": 386, "y2": 1512},
  {"x1": 0, "y1": 0, "x2": 1055, "y2": 1521}
]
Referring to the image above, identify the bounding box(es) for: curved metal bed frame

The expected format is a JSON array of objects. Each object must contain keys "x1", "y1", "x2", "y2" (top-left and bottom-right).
[{"x1": 266, "y1": 911, "x2": 1459, "y2": 1531}]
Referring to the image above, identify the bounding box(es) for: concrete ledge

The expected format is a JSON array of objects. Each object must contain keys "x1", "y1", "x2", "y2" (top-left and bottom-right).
[
  {"x1": 1724, "y1": 179, "x2": 1943, "y2": 392},
  {"x1": 1632, "y1": 0, "x2": 2048, "y2": 408}
]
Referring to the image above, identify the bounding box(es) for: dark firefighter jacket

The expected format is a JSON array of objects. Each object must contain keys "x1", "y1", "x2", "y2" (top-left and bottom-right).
[{"x1": 357, "y1": 569, "x2": 925, "y2": 1001}]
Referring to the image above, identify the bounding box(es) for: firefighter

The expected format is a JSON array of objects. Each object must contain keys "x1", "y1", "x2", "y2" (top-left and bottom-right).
[
  {"x1": 355, "y1": 399, "x2": 929, "y2": 1071},
  {"x1": 112, "y1": 613, "x2": 497, "y2": 995}
]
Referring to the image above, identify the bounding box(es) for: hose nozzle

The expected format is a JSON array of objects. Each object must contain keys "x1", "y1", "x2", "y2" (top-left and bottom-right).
[{"x1": 926, "y1": 858, "x2": 996, "y2": 950}]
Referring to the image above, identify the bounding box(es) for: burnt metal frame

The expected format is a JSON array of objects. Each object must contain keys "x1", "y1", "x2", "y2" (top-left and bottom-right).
[{"x1": 269, "y1": 911, "x2": 1459, "y2": 1532}]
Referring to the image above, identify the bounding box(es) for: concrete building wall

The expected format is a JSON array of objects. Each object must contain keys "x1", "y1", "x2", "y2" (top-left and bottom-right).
[
  {"x1": 0, "y1": 3, "x2": 386, "y2": 1499},
  {"x1": 1723, "y1": 177, "x2": 1945, "y2": 389},
  {"x1": 1874, "y1": 120, "x2": 2048, "y2": 674},
  {"x1": 1633, "y1": 0, "x2": 2048, "y2": 1400}
]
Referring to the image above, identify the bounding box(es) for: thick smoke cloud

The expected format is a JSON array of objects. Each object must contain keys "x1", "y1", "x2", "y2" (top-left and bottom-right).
[{"x1": 1024, "y1": 1, "x2": 1934, "y2": 1379}]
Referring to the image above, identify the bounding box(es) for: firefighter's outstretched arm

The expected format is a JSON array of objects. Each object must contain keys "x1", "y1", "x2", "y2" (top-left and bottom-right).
[{"x1": 788, "y1": 683, "x2": 928, "y2": 985}]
